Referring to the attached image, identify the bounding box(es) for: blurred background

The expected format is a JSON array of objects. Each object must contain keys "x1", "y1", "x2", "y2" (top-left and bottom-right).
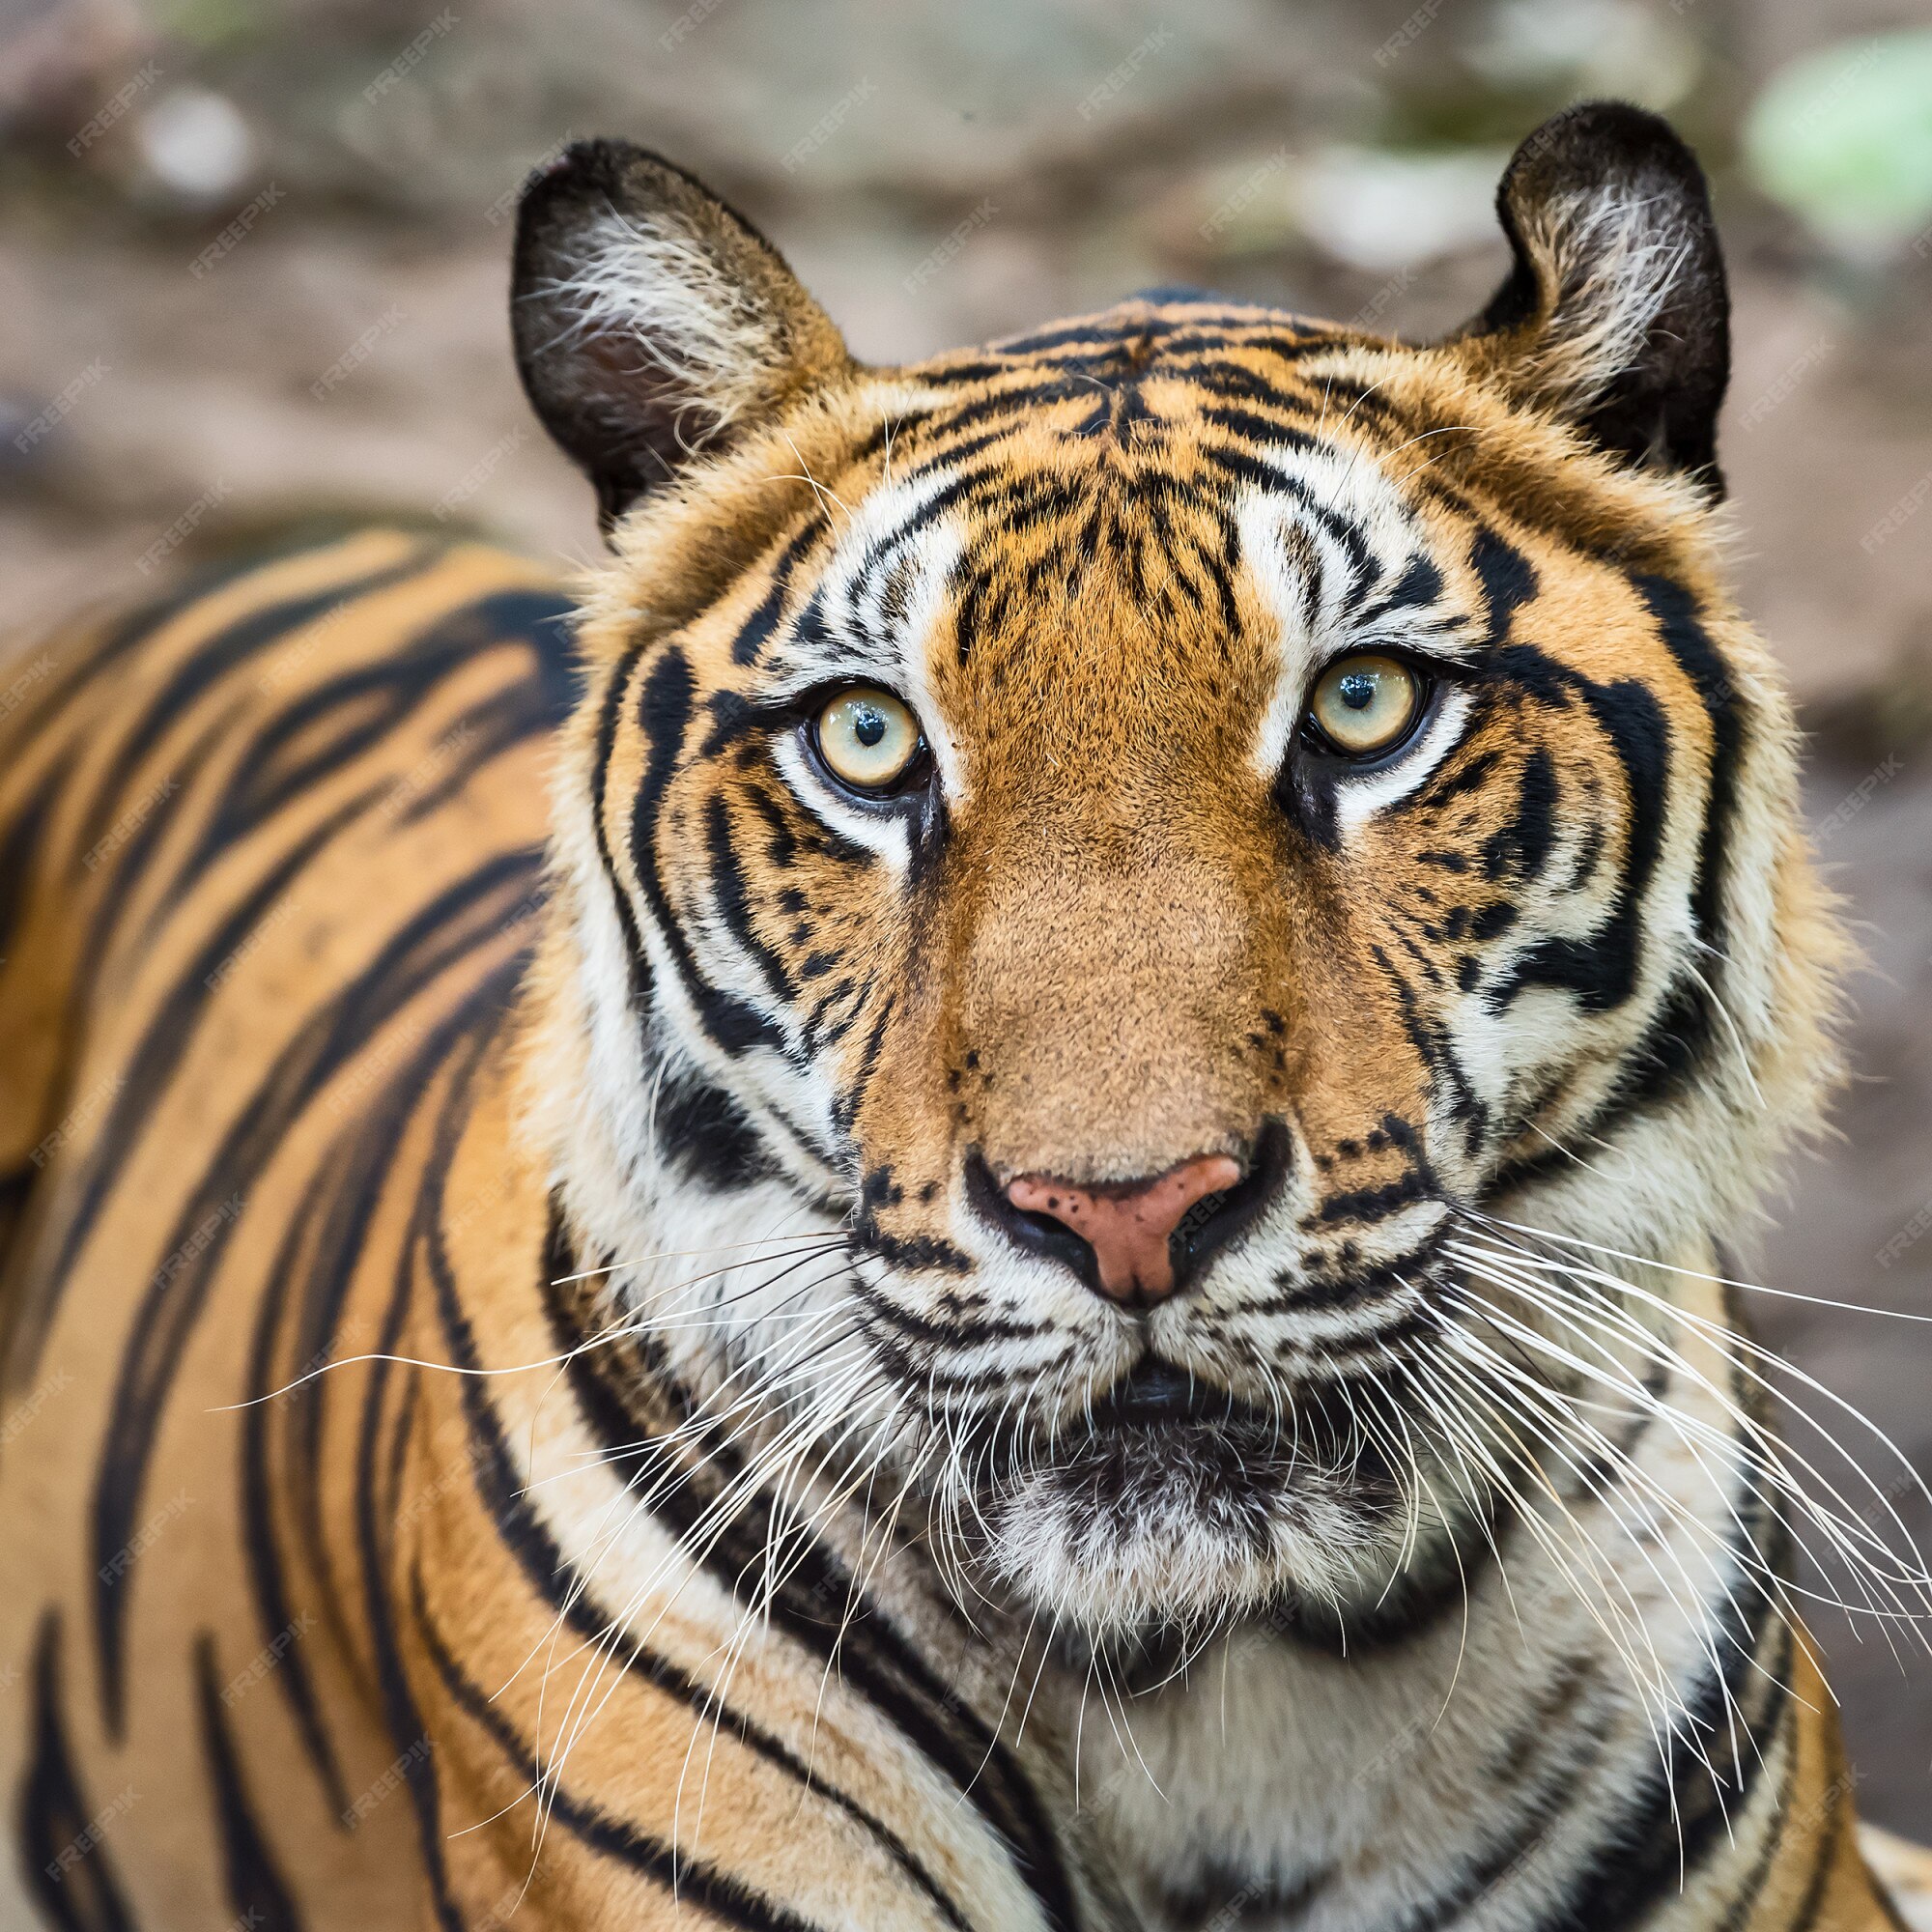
[{"x1": 4, "y1": 0, "x2": 1931, "y2": 1835}]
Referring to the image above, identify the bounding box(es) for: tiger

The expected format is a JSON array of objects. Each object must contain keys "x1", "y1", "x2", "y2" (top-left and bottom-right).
[{"x1": 3, "y1": 95, "x2": 1930, "y2": 1931}]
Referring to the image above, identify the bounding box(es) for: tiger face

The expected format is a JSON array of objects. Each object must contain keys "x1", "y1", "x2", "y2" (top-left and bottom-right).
[{"x1": 512, "y1": 110, "x2": 1835, "y2": 1641}]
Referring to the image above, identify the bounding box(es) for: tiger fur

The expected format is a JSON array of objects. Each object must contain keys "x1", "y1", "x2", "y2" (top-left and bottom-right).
[{"x1": 2, "y1": 101, "x2": 1929, "y2": 1932}]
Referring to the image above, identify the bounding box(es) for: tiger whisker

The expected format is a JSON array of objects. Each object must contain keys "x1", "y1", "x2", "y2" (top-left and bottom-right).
[
  {"x1": 1449, "y1": 1222, "x2": 1929, "y2": 1572},
  {"x1": 215, "y1": 1234, "x2": 850, "y2": 1412},
  {"x1": 525, "y1": 1346, "x2": 893, "y2": 1870},
  {"x1": 1401, "y1": 1342, "x2": 1727, "y2": 1820},
  {"x1": 1473, "y1": 1206, "x2": 1932, "y2": 1327},
  {"x1": 1445, "y1": 1244, "x2": 1932, "y2": 1636},
  {"x1": 1419, "y1": 1322, "x2": 1781, "y2": 1779},
  {"x1": 1451, "y1": 1224, "x2": 1932, "y2": 1609},
  {"x1": 550, "y1": 1227, "x2": 846, "y2": 1287}
]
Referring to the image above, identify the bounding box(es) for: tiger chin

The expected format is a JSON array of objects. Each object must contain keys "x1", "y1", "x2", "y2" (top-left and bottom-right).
[{"x1": 5, "y1": 99, "x2": 1932, "y2": 1932}]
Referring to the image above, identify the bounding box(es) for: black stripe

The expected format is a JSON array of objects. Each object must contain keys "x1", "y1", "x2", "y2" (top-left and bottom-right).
[
  {"x1": 588, "y1": 639, "x2": 655, "y2": 1016},
  {"x1": 705, "y1": 790, "x2": 799, "y2": 1005},
  {"x1": 411, "y1": 1574, "x2": 838, "y2": 1932},
  {"x1": 1155, "y1": 1858, "x2": 1330, "y2": 1927},
  {"x1": 1484, "y1": 644, "x2": 1671, "y2": 1013},
  {"x1": 349, "y1": 1009, "x2": 519, "y2": 1932},
  {"x1": 89, "y1": 850, "x2": 542, "y2": 1729},
  {"x1": 390, "y1": 680, "x2": 556, "y2": 827},
  {"x1": 242, "y1": 984, "x2": 537, "y2": 1825},
  {"x1": 1529, "y1": 1503, "x2": 1792, "y2": 1930},
  {"x1": 850, "y1": 1276, "x2": 1045, "y2": 1350},
  {"x1": 1785, "y1": 1801, "x2": 1846, "y2": 1932},
  {"x1": 1370, "y1": 943, "x2": 1488, "y2": 1147},
  {"x1": 1480, "y1": 747, "x2": 1559, "y2": 884},
  {"x1": 421, "y1": 1211, "x2": 981, "y2": 1932},
  {"x1": 240, "y1": 1143, "x2": 355, "y2": 1822},
  {"x1": 540, "y1": 1265, "x2": 1083, "y2": 1931},
  {"x1": 194, "y1": 1633, "x2": 304, "y2": 1931},
  {"x1": 1629, "y1": 573, "x2": 1742, "y2": 959},
  {"x1": 72, "y1": 554, "x2": 439, "y2": 858},
  {"x1": 17, "y1": 1612, "x2": 138, "y2": 1932},
  {"x1": 8, "y1": 536, "x2": 405, "y2": 747},
  {"x1": 627, "y1": 646, "x2": 787, "y2": 1057},
  {"x1": 1712, "y1": 1724, "x2": 1800, "y2": 1932},
  {"x1": 40, "y1": 794, "x2": 376, "y2": 1377},
  {"x1": 0, "y1": 773, "x2": 58, "y2": 981},
  {"x1": 167, "y1": 586, "x2": 572, "y2": 908},
  {"x1": 729, "y1": 513, "x2": 836, "y2": 668}
]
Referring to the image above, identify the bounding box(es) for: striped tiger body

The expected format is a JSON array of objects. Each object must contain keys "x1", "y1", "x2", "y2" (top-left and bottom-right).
[{"x1": 2, "y1": 102, "x2": 1928, "y2": 1930}]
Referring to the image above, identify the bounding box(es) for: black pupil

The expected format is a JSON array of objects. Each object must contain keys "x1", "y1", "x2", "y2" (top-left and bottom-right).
[
  {"x1": 852, "y1": 704, "x2": 887, "y2": 748},
  {"x1": 1338, "y1": 669, "x2": 1378, "y2": 712}
]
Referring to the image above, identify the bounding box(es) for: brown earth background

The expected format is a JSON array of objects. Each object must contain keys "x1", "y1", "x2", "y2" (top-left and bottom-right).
[{"x1": 4, "y1": 0, "x2": 1931, "y2": 1838}]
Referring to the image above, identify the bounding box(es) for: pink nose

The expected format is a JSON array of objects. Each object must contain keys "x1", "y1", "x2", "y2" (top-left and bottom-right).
[{"x1": 1006, "y1": 1154, "x2": 1242, "y2": 1307}]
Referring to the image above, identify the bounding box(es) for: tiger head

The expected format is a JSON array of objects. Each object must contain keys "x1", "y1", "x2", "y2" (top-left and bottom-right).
[{"x1": 510, "y1": 105, "x2": 1838, "y2": 1642}]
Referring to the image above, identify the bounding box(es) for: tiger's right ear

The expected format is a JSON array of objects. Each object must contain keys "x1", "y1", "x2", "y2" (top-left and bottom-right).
[{"x1": 511, "y1": 139, "x2": 851, "y2": 531}]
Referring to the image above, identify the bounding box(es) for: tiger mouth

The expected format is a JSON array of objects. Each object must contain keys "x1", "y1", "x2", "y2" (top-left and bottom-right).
[
  {"x1": 1036, "y1": 1354, "x2": 1404, "y2": 1512},
  {"x1": 1081, "y1": 1357, "x2": 1271, "y2": 1433}
]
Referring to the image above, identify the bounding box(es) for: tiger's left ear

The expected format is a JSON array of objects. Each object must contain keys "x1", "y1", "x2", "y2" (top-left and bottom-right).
[
  {"x1": 1446, "y1": 101, "x2": 1731, "y2": 497},
  {"x1": 511, "y1": 139, "x2": 852, "y2": 531}
]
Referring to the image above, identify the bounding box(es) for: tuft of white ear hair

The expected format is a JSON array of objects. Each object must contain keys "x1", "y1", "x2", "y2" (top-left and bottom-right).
[
  {"x1": 528, "y1": 208, "x2": 781, "y2": 451},
  {"x1": 1513, "y1": 185, "x2": 1698, "y2": 415},
  {"x1": 512, "y1": 139, "x2": 850, "y2": 525}
]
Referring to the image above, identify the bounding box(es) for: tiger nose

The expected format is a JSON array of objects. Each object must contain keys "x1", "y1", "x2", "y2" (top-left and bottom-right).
[{"x1": 1006, "y1": 1154, "x2": 1243, "y2": 1309}]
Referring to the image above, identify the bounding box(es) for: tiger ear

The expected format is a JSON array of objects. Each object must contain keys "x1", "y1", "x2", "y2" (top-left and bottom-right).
[
  {"x1": 1446, "y1": 102, "x2": 1731, "y2": 497},
  {"x1": 511, "y1": 139, "x2": 851, "y2": 530}
]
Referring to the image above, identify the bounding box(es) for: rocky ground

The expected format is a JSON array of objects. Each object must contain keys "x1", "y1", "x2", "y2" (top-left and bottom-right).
[{"x1": 4, "y1": 0, "x2": 1931, "y2": 1833}]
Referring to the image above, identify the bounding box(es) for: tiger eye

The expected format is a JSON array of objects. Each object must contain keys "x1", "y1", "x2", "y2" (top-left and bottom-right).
[
  {"x1": 1307, "y1": 653, "x2": 1422, "y2": 757},
  {"x1": 813, "y1": 687, "x2": 923, "y2": 792}
]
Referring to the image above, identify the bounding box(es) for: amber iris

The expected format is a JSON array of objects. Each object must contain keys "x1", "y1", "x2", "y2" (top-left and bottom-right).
[
  {"x1": 814, "y1": 687, "x2": 923, "y2": 791},
  {"x1": 1307, "y1": 654, "x2": 1422, "y2": 756}
]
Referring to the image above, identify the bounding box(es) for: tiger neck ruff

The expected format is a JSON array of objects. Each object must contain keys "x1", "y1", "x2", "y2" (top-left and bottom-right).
[{"x1": 3, "y1": 100, "x2": 1927, "y2": 1932}]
